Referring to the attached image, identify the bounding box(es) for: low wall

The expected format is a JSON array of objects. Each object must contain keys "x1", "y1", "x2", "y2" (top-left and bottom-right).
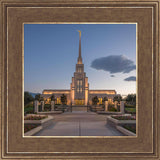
[
  {"x1": 106, "y1": 116, "x2": 136, "y2": 136},
  {"x1": 24, "y1": 126, "x2": 42, "y2": 136},
  {"x1": 107, "y1": 116, "x2": 136, "y2": 127},
  {"x1": 24, "y1": 115, "x2": 54, "y2": 136},
  {"x1": 97, "y1": 111, "x2": 124, "y2": 115},
  {"x1": 38, "y1": 111, "x2": 63, "y2": 115},
  {"x1": 116, "y1": 126, "x2": 136, "y2": 136}
]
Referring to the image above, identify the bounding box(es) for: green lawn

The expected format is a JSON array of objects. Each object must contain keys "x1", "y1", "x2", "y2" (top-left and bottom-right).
[{"x1": 125, "y1": 108, "x2": 136, "y2": 112}]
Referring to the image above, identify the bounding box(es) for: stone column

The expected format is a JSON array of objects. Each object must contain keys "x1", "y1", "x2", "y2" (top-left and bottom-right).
[
  {"x1": 120, "y1": 101, "x2": 125, "y2": 114},
  {"x1": 41, "y1": 101, "x2": 44, "y2": 111},
  {"x1": 114, "y1": 101, "x2": 118, "y2": 110},
  {"x1": 51, "y1": 101, "x2": 55, "y2": 111},
  {"x1": 105, "y1": 101, "x2": 108, "y2": 112},
  {"x1": 34, "y1": 100, "x2": 39, "y2": 113}
]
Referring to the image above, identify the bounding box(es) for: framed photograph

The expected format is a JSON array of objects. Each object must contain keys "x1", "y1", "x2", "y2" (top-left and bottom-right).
[
  {"x1": 23, "y1": 23, "x2": 137, "y2": 138},
  {"x1": 0, "y1": 0, "x2": 160, "y2": 159}
]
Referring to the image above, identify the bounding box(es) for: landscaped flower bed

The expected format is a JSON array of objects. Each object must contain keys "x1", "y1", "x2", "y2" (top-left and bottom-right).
[
  {"x1": 123, "y1": 124, "x2": 136, "y2": 134},
  {"x1": 111, "y1": 115, "x2": 136, "y2": 120},
  {"x1": 24, "y1": 115, "x2": 48, "y2": 120},
  {"x1": 24, "y1": 124, "x2": 40, "y2": 133}
]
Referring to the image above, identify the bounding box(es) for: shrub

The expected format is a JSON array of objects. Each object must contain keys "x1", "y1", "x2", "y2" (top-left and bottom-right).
[
  {"x1": 44, "y1": 104, "x2": 51, "y2": 111},
  {"x1": 109, "y1": 107, "x2": 117, "y2": 112},
  {"x1": 125, "y1": 104, "x2": 136, "y2": 108},
  {"x1": 125, "y1": 94, "x2": 136, "y2": 105},
  {"x1": 24, "y1": 115, "x2": 48, "y2": 120},
  {"x1": 92, "y1": 96, "x2": 99, "y2": 105},
  {"x1": 24, "y1": 92, "x2": 34, "y2": 106},
  {"x1": 38, "y1": 105, "x2": 42, "y2": 112},
  {"x1": 108, "y1": 104, "x2": 114, "y2": 108},
  {"x1": 24, "y1": 103, "x2": 34, "y2": 114},
  {"x1": 61, "y1": 94, "x2": 67, "y2": 105},
  {"x1": 113, "y1": 95, "x2": 122, "y2": 102}
]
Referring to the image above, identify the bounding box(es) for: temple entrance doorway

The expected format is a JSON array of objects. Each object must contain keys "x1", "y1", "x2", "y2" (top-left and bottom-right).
[{"x1": 75, "y1": 99, "x2": 85, "y2": 106}]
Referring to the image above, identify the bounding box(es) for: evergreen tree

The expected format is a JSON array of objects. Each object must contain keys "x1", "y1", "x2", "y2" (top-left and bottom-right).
[
  {"x1": 24, "y1": 92, "x2": 34, "y2": 105},
  {"x1": 92, "y1": 96, "x2": 99, "y2": 105},
  {"x1": 61, "y1": 94, "x2": 67, "y2": 105}
]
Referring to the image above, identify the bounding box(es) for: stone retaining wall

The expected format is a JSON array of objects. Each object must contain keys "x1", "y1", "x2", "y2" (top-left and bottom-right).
[{"x1": 24, "y1": 115, "x2": 54, "y2": 136}]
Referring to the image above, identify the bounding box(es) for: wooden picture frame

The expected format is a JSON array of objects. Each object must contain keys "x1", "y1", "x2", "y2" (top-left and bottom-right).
[{"x1": 0, "y1": 0, "x2": 159, "y2": 159}]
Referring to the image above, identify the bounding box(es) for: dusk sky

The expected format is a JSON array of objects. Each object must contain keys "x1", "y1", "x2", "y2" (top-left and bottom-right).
[{"x1": 24, "y1": 24, "x2": 136, "y2": 95}]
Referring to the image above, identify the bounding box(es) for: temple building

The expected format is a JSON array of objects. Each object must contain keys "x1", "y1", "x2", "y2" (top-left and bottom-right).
[{"x1": 41, "y1": 31, "x2": 117, "y2": 105}]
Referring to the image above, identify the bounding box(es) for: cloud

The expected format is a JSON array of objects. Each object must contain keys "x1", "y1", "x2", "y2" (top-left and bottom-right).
[
  {"x1": 90, "y1": 55, "x2": 136, "y2": 74},
  {"x1": 124, "y1": 76, "x2": 136, "y2": 81},
  {"x1": 110, "y1": 75, "x2": 115, "y2": 77}
]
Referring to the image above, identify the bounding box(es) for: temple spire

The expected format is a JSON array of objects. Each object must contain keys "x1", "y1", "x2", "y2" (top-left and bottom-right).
[{"x1": 77, "y1": 30, "x2": 82, "y2": 64}]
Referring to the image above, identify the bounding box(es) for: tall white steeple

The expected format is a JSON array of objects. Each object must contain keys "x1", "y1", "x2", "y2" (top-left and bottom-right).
[
  {"x1": 77, "y1": 30, "x2": 82, "y2": 64},
  {"x1": 70, "y1": 30, "x2": 89, "y2": 106}
]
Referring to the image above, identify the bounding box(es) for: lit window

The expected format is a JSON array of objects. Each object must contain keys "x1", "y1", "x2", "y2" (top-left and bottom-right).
[
  {"x1": 80, "y1": 80, "x2": 82, "y2": 86},
  {"x1": 77, "y1": 80, "x2": 79, "y2": 85},
  {"x1": 77, "y1": 68, "x2": 82, "y2": 73},
  {"x1": 57, "y1": 98, "x2": 61, "y2": 104},
  {"x1": 98, "y1": 98, "x2": 102, "y2": 104}
]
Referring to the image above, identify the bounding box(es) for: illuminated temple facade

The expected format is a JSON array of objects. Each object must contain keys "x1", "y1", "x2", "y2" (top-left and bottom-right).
[{"x1": 42, "y1": 31, "x2": 117, "y2": 105}]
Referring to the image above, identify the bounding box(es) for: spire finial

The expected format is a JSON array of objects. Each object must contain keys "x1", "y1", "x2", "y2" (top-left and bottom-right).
[
  {"x1": 77, "y1": 30, "x2": 81, "y2": 37},
  {"x1": 77, "y1": 30, "x2": 82, "y2": 64}
]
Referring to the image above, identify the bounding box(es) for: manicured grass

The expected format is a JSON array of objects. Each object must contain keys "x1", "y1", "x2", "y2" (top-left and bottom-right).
[
  {"x1": 123, "y1": 124, "x2": 136, "y2": 134},
  {"x1": 125, "y1": 104, "x2": 136, "y2": 108},
  {"x1": 111, "y1": 115, "x2": 136, "y2": 120},
  {"x1": 125, "y1": 108, "x2": 136, "y2": 112},
  {"x1": 24, "y1": 124, "x2": 40, "y2": 133},
  {"x1": 24, "y1": 115, "x2": 48, "y2": 120}
]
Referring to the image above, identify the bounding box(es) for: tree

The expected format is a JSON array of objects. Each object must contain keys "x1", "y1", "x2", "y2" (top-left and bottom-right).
[
  {"x1": 39, "y1": 96, "x2": 44, "y2": 102},
  {"x1": 92, "y1": 96, "x2": 99, "y2": 105},
  {"x1": 102, "y1": 97, "x2": 108, "y2": 103},
  {"x1": 35, "y1": 94, "x2": 41, "y2": 101},
  {"x1": 24, "y1": 92, "x2": 34, "y2": 105},
  {"x1": 61, "y1": 94, "x2": 67, "y2": 105},
  {"x1": 113, "y1": 95, "x2": 122, "y2": 102},
  {"x1": 126, "y1": 94, "x2": 136, "y2": 104},
  {"x1": 50, "y1": 94, "x2": 55, "y2": 101}
]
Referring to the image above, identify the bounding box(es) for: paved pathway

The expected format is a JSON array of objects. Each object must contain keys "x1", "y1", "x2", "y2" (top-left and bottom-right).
[{"x1": 34, "y1": 112, "x2": 124, "y2": 136}]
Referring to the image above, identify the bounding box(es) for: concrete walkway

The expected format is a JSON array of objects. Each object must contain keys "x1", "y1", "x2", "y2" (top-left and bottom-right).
[{"x1": 34, "y1": 112, "x2": 124, "y2": 136}]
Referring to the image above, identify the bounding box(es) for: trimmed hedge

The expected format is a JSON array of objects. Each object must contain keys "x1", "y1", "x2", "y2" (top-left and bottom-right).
[{"x1": 125, "y1": 104, "x2": 136, "y2": 108}]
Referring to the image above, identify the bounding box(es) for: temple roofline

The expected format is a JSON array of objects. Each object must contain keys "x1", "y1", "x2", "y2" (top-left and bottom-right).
[
  {"x1": 43, "y1": 89, "x2": 70, "y2": 91},
  {"x1": 89, "y1": 89, "x2": 116, "y2": 91},
  {"x1": 42, "y1": 90, "x2": 70, "y2": 95}
]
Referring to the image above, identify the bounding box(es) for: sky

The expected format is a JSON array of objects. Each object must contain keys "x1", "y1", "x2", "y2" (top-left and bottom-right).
[{"x1": 24, "y1": 24, "x2": 136, "y2": 95}]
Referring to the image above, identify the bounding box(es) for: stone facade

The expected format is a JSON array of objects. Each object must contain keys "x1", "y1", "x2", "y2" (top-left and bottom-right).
[{"x1": 41, "y1": 31, "x2": 118, "y2": 106}]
